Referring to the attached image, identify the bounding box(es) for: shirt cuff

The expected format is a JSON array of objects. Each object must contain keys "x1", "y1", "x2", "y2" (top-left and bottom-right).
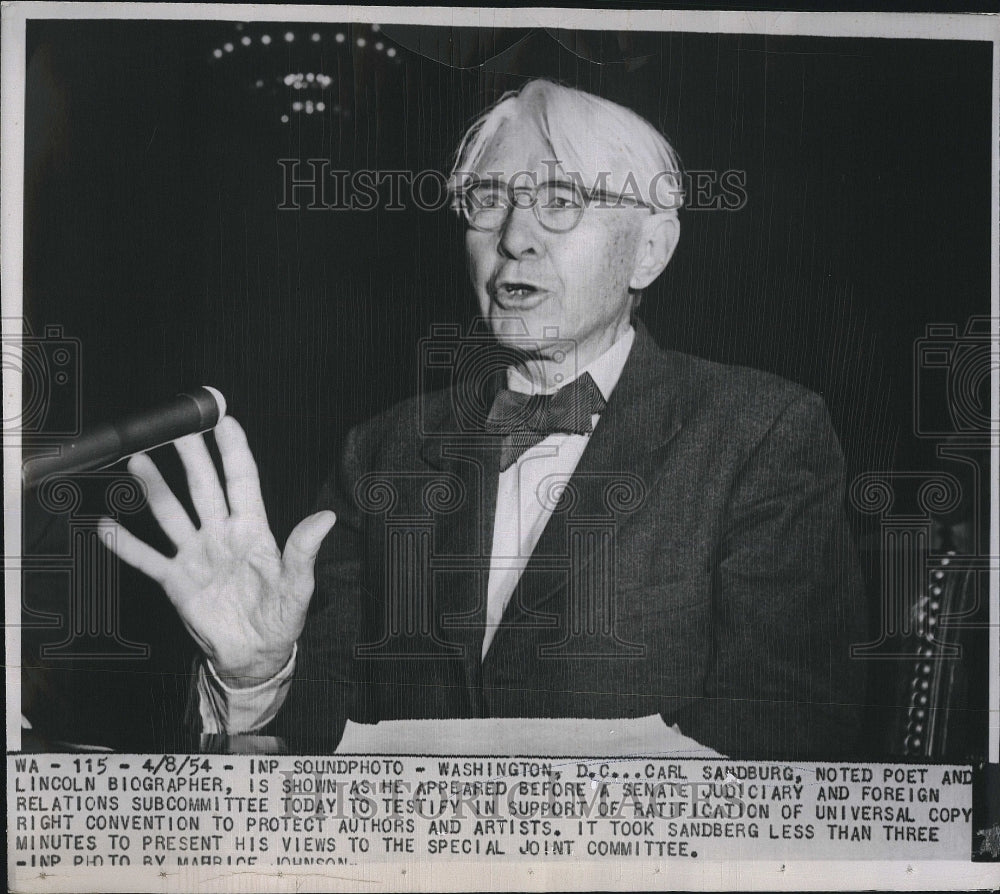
[{"x1": 196, "y1": 646, "x2": 297, "y2": 734}]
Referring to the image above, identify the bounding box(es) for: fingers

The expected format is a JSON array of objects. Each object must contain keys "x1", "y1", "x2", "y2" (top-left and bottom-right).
[
  {"x1": 97, "y1": 517, "x2": 172, "y2": 585},
  {"x1": 174, "y1": 431, "x2": 229, "y2": 532},
  {"x1": 281, "y1": 510, "x2": 337, "y2": 601},
  {"x1": 126, "y1": 453, "x2": 196, "y2": 549},
  {"x1": 214, "y1": 417, "x2": 267, "y2": 521}
]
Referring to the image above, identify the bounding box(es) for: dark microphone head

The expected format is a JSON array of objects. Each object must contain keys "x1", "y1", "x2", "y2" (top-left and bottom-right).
[{"x1": 22, "y1": 386, "x2": 228, "y2": 490}]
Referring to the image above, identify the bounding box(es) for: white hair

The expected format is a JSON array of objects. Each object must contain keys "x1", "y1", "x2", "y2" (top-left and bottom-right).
[{"x1": 448, "y1": 79, "x2": 685, "y2": 212}]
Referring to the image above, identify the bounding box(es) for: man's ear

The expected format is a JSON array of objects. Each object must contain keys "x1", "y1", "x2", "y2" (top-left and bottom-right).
[{"x1": 629, "y1": 213, "x2": 680, "y2": 291}]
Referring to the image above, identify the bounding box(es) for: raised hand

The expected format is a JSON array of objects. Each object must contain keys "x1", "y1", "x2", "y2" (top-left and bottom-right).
[{"x1": 98, "y1": 416, "x2": 336, "y2": 687}]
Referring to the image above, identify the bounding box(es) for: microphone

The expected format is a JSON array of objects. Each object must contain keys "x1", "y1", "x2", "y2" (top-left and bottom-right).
[{"x1": 22, "y1": 386, "x2": 228, "y2": 490}]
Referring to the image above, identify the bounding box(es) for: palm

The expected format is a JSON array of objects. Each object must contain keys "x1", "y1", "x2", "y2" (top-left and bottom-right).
[
  {"x1": 100, "y1": 417, "x2": 336, "y2": 684},
  {"x1": 166, "y1": 517, "x2": 289, "y2": 675}
]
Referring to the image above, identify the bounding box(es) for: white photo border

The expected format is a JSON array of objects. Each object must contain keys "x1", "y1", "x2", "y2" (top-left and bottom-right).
[{"x1": 3, "y1": 4, "x2": 998, "y2": 892}]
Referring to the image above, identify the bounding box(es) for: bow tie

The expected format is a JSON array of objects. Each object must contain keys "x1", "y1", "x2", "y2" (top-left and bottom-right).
[{"x1": 485, "y1": 372, "x2": 607, "y2": 471}]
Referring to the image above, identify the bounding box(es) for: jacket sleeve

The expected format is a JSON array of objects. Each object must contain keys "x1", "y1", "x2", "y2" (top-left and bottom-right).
[
  {"x1": 264, "y1": 425, "x2": 372, "y2": 753},
  {"x1": 671, "y1": 391, "x2": 868, "y2": 759}
]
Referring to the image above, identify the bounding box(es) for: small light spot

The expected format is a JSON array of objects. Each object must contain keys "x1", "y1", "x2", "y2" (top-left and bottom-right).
[
  {"x1": 261, "y1": 34, "x2": 272, "y2": 45},
  {"x1": 223, "y1": 42, "x2": 234, "y2": 53},
  {"x1": 372, "y1": 23, "x2": 381, "y2": 32},
  {"x1": 241, "y1": 36, "x2": 251, "y2": 46},
  {"x1": 311, "y1": 32, "x2": 321, "y2": 42},
  {"x1": 283, "y1": 73, "x2": 296, "y2": 85},
  {"x1": 292, "y1": 101, "x2": 303, "y2": 112},
  {"x1": 306, "y1": 72, "x2": 315, "y2": 82},
  {"x1": 357, "y1": 37, "x2": 366, "y2": 47},
  {"x1": 285, "y1": 31, "x2": 295, "y2": 43},
  {"x1": 281, "y1": 114, "x2": 289, "y2": 123},
  {"x1": 386, "y1": 47, "x2": 396, "y2": 58},
  {"x1": 255, "y1": 79, "x2": 264, "y2": 88},
  {"x1": 305, "y1": 100, "x2": 314, "y2": 114},
  {"x1": 375, "y1": 42, "x2": 384, "y2": 51},
  {"x1": 316, "y1": 101, "x2": 326, "y2": 112},
  {"x1": 212, "y1": 48, "x2": 223, "y2": 58},
  {"x1": 335, "y1": 32, "x2": 345, "y2": 43}
]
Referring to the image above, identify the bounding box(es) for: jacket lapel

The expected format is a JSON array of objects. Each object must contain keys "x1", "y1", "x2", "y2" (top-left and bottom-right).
[
  {"x1": 419, "y1": 372, "x2": 502, "y2": 711},
  {"x1": 492, "y1": 323, "x2": 684, "y2": 646}
]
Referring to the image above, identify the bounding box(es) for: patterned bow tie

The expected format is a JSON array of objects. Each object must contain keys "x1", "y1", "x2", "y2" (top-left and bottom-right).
[{"x1": 485, "y1": 372, "x2": 607, "y2": 471}]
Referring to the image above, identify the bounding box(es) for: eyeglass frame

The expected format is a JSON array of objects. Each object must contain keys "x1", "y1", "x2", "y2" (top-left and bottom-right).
[{"x1": 454, "y1": 176, "x2": 653, "y2": 233}]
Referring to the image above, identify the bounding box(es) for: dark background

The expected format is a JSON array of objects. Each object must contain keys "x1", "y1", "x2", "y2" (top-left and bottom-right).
[{"x1": 19, "y1": 19, "x2": 993, "y2": 754}]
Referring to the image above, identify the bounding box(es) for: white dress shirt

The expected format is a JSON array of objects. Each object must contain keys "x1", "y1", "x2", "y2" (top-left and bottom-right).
[
  {"x1": 481, "y1": 326, "x2": 635, "y2": 656},
  {"x1": 198, "y1": 327, "x2": 636, "y2": 733}
]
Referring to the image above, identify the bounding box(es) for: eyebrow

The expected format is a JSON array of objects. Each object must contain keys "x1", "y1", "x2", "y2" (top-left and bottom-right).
[{"x1": 466, "y1": 177, "x2": 578, "y2": 190}]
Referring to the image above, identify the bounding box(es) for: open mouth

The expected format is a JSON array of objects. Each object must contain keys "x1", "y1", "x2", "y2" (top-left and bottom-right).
[{"x1": 493, "y1": 281, "x2": 548, "y2": 307}]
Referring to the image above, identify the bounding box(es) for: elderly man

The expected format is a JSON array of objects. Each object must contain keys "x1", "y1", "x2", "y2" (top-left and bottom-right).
[{"x1": 102, "y1": 79, "x2": 866, "y2": 759}]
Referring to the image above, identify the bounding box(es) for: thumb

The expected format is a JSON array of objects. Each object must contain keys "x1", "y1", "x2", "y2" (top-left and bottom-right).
[{"x1": 281, "y1": 510, "x2": 337, "y2": 596}]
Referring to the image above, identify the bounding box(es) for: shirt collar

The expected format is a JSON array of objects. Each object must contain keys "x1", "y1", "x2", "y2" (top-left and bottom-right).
[{"x1": 506, "y1": 325, "x2": 636, "y2": 402}]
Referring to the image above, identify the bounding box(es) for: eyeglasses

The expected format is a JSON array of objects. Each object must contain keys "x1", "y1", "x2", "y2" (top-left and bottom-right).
[{"x1": 457, "y1": 178, "x2": 649, "y2": 233}]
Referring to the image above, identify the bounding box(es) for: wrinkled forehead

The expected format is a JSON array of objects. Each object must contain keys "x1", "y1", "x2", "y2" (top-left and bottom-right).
[{"x1": 472, "y1": 111, "x2": 640, "y2": 194}]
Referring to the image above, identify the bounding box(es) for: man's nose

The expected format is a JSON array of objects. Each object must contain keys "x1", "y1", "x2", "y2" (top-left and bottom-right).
[{"x1": 497, "y1": 203, "x2": 544, "y2": 259}]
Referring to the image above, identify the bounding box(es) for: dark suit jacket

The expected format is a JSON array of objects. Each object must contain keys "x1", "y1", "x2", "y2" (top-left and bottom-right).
[{"x1": 274, "y1": 322, "x2": 867, "y2": 758}]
